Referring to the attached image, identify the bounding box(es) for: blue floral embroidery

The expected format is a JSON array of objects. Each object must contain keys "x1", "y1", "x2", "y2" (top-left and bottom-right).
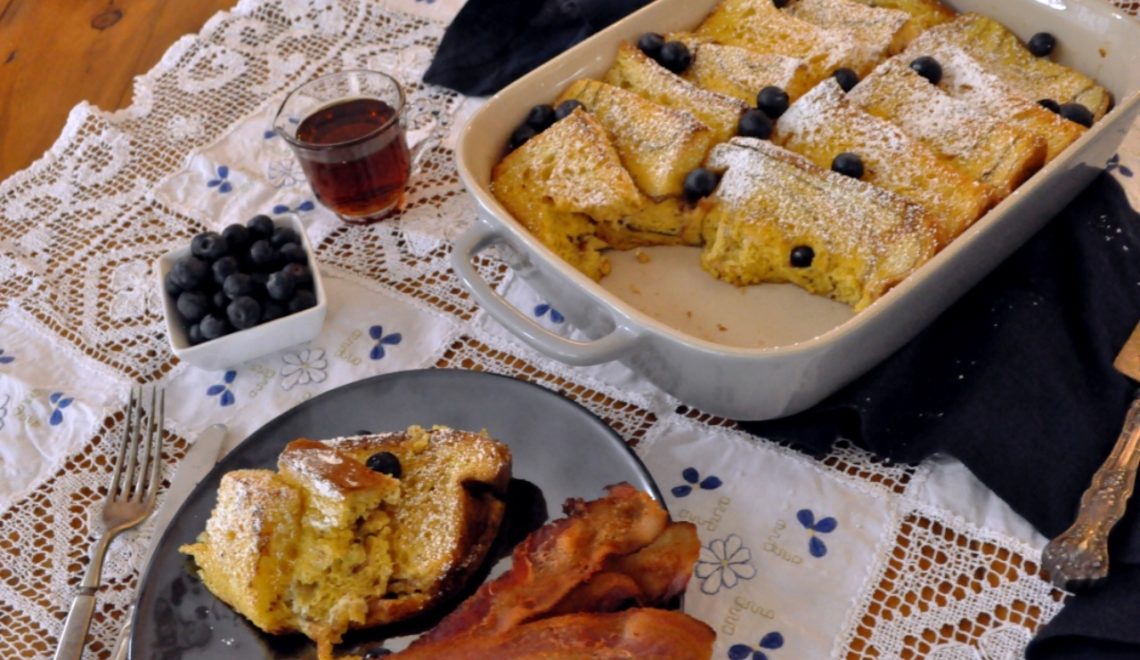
[
  {"x1": 534, "y1": 303, "x2": 564, "y2": 324},
  {"x1": 272, "y1": 200, "x2": 316, "y2": 214},
  {"x1": 207, "y1": 165, "x2": 233, "y2": 193},
  {"x1": 729, "y1": 632, "x2": 785, "y2": 660},
  {"x1": 369, "y1": 326, "x2": 403, "y2": 360},
  {"x1": 695, "y1": 533, "x2": 755, "y2": 595},
  {"x1": 797, "y1": 509, "x2": 838, "y2": 558},
  {"x1": 207, "y1": 370, "x2": 237, "y2": 407},
  {"x1": 263, "y1": 129, "x2": 278, "y2": 140},
  {"x1": 1107, "y1": 153, "x2": 1134, "y2": 177},
  {"x1": 48, "y1": 391, "x2": 74, "y2": 426},
  {"x1": 671, "y1": 466, "x2": 723, "y2": 497},
  {"x1": 0, "y1": 348, "x2": 14, "y2": 364}
]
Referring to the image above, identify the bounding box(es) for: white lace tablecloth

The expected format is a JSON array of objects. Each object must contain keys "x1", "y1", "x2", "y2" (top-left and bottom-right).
[{"x1": 1, "y1": 0, "x2": 1138, "y2": 658}]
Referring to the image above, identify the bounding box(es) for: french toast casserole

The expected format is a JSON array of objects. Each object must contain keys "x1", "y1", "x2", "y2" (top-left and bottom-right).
[{"x1": 491, "y1": 0, "x2": 1109, "y2": 311}]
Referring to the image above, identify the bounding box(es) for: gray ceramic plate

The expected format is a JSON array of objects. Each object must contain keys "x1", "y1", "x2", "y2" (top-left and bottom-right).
[{"x1": 130, "y1": 368, "x2": 662, "y2": 659}]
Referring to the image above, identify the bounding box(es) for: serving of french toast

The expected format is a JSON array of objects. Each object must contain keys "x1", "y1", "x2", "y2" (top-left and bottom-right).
[{"x1": 490, "y1": 0, "x2": 1110, "y2": 312}]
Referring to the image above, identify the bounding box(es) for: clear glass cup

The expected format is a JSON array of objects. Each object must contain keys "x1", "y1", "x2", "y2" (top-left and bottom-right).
[{"x1": 275, "y1": 70, "x2": 420, "y2": 225}]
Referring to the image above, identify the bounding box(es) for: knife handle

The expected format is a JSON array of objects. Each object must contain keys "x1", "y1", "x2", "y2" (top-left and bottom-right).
[{"x1": 1041, "y1": 394, "x2": 1140, "y2": 590}]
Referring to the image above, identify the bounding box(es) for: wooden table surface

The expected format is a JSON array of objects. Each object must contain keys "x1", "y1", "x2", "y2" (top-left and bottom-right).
[{"x1": 0, "y1": 0, "x2": 236, "y2": 182}]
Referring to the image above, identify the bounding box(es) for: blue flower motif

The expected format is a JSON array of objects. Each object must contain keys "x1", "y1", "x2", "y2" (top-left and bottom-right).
[
  {"x1": 1107, "y1": 153, "x2": 1133, "y2": 177},
  {"x1": 695, "y1": 533, "x2": 755, "y2": 595},
  {"x1": 369, "y1": 325, "x2": 402, "y2": 360},
  {"x1": 797, "y1": 509, "x2": 838, "y2": 558},
  {"x1": 207, "y1": 165, "x2": 233, "y2": 193},
  {"x1": 207, "y1": 370, "x2": 237, "y2": 407},
  {"x1": 0, "y1": 349, "x2": 14, "y2": 364},
  {"x1": 729, "y1": 632, "x2": 785, "y2": 660},
  {"x1": 534, "y1": 303, "x2": 564, "y2": 324},
  {"x1": 263, "y1": 129, "x2": 278, "y2": 140},
  {"x1": 48, "y1": 391, "x2": 74, "y2": 426},
  {"x1": 671, "y1": 466, "x2": 723, "y2": 497},
  {"x1": 272, "y1": 200, "x2": 316, "y2": 214}
]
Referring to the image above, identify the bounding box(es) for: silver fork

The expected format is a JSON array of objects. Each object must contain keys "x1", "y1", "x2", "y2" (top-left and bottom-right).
[{"x1": 53, "y1": 387, "x2": 165, "y2": 660}]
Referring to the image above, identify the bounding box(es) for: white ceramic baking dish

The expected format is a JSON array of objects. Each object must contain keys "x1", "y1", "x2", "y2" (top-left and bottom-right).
[{"x1": 451, "y1": 0, "x2": 1140, "y2": 420}]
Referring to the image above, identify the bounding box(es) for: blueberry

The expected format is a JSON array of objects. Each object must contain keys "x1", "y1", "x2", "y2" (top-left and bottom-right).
[
  {"x1": 212, "y1": 290, "x2": 229, "y2": 312},
  {"x1": 270, "y1": 226, "x2": 299, "y2": 249},
  {"x1": 222, "y1": 224, "x2": 250, "y2": 254},
  {"x1": 247, "y1": 214, "x2": 274, "y2": 239},
  {"x1": 263, "y1": 301, "x2": 287, "y2": 323},
  {"x1": 1028, "y1": 32, "x2": 1056, "y2": 57},
  {"x1": 200, "y1": 313, "x2": 230, "y2": 340},
  {"x1": 227, "y1": 296, "x2": 262, "y2": 330},
  {"x1": 363, "y1": 649, "x2": 392, "y2": 659},
  {"x1": 365, "y1": 451, "x2": 402, "y2": 478},
  {"x1": 250, "y1": 240, "x2": 277, "y2": 269},
  {"x1": 171, "y1": 256, "x2": 209, "y2": 290},
  {"x1": 909, "y1": 56, "x2": 942, "y2": 85},
  {"x1": 176, "y1": 291, "x2": 211, "y2": 323},
  {"x1": 832, "y1": 68, "x2": 859, "y2": 92},
  {"x1": 187, "y1": 323, "x2": 205, "y2": 346},
  {"x1": 637, "y1": 32, "x2": 665, "y2": 59},
  {"x1": 524, "y1": 104, "x2": 556, "y2": 131},
  {"x1": 211, "y1": 255, "x2": 239, "y2": 286},
  {"x1": 831, "y1": 152, "x2": 865, "y2": 179},
  {"x1": 223, "y1": 272, "x2": 255, "y2": 300},
  {"x1": 288, "y1": 289, "x2": 317, "y2": 313},
  {"x1": 1038, "y1": 98, "x2": 1061, "y2": 114},
  {"x1": 772, "y1": 0, "x2": 789, "y2": 6},
  {"x1": 790, "y1": 245, "x2": 815, "y2": 268},
  {"x1": 756, "y1": 86, "x2": 789, "y2": 119},
  {"x1": 190, "y1": 232, "x2": 227, "y2": 261},
  {"x1": 658, "y1": 41, "x2": 692, "y2": 74},
  {"x1": 683, "y1": 168, "x2": 719, "y2": 202},
  {"x1": 1059, "y1": 102, "x2": 1093, "y2": 128},
  {"x1": 738, "y1": 109, "x2": 773, "y2": 140},
  {"x1": 508, "y1": 124, "x2": 537, "y2": 151},
  {"x1": 554, "y1": 100, "x2": 584, "y2": 121},
  {"x1": 279, "y1": 242, "x2": 306, "y2": 264},
  {"x1": 267, "y1": 270, "x2": 297, "y2": 302},
  {"x1": 163, "y1": 271, "x2": 183, "y2": 298},
  {"x1": 282, "y1": 262, "x2": 312, "y2": 287}
]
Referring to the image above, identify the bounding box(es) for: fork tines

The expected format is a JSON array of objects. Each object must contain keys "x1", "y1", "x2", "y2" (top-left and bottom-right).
[{"x1": 109, "y1": 387, "x2": 165, "y2": 504}]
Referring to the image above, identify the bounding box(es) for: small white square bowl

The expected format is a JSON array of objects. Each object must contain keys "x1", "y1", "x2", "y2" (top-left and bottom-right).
[{"x1": 156, "y1": 214, "x2": 327, "y2": 370}]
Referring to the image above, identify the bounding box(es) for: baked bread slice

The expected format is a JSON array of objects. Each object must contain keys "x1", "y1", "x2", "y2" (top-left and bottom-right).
[
  {"x1": 848, "y1": 56, "x2": 1046, "y2": 198},
  {"x1": 596, "y1": 197, "x2": 709, "y2": 250},
  {"x1": 556, "y1": 79, "x2": 715, "y2": 198},
  {"x1": 180, "y1": 427, "x2": 512, "y2": 660},
  {"x1": 696, "y1": 0, "x2": 879, "y2": 83},
  {"x1": 677, "y1": 38, "x2": 815, "y2": 103},
  {"x1": 701, "y1": 138, "x2": 940, "y2": 310},
  {"x1": 603, "y1": 42, "x2": 749, "y2": 143},
  {"x1": 909, "y1": 42, "x2": 1086, "y2": 162},
  {"x1": 911, "y1": 13, "x2": 1112, "y2": 120},
  {"x1": 774, "y1": 78, "x2": 994, "y2": 244},
  {"x1": 784, "y1": 0, "x2": 921, "y2": 56},
  {"x1": 491, "y1": 108, "x2": 643, "y2": 280},
  {"x1": 845, "y1": 0, "x2": 955, "y2": 31}
]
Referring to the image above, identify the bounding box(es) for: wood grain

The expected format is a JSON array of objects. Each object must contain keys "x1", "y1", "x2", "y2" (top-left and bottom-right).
[{"x1": 0, "y1": 0, "x2": 235, "y2": 181}]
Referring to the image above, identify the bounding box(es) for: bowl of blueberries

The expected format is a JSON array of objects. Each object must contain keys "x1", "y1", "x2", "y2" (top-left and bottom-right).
[{"x1": 157, "y1": 214, "x2": 327, "y2": 370}]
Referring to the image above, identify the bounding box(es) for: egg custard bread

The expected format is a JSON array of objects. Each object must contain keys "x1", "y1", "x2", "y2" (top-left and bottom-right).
[
  {"x1": 604, "y1": 42, "x2": 749, "y2": 144},
  {"x1": 848, "y1": 56, "x2": 1046, "y2": 198},
  {"x1": 677, "y1": 38, "x2": 816, "y2": 104},
  {"x1": 902, "y1": 43, "x2": 1087, "y2": 163},
  {"x1": 774, "y1": 78, "x2": 994, "y2": 244},
  {"x1": 912, "y1": 13, "x2": 1112, "y2": 120},
  {"x1": 596, "y1": 197, "x2": 709, "y2": 250},
  {"x1": 491, "y1": 107, "x2": 642, "y2": 280},
  {"x1": 556, "y1": 79, "x2": 715, "y2": 198},
  {"x1": 179, "y1": 426, "x2": 512, "y2": 660},
  {"x1": 695, "y1": 0, "x2": 878, "y2": 82},
  {"x1": 700, "y1": 138, "x2": 939, "y2": 310},
  {"x1": 845, "y1": 0, "x2": 955, "y2": 31},
  {"x1": 784, "y1": 0, "x2": 920, "y2": 57}
]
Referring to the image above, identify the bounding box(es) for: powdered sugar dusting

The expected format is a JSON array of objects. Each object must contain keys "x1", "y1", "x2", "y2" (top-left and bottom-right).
[{"x1": 786, "y1": 0, "x2": 910, "y2": 58}]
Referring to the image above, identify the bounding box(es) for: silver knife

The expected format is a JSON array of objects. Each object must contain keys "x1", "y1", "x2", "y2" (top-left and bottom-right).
[{"x1": 110, "y1": 423, "x2": 227, "y2": 660}]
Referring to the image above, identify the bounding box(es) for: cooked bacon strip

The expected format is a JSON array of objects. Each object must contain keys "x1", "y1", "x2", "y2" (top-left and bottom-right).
[
  {"x1": 413, "y1": 483, "x2": 668, "y2": 644},
  {"x1": 393, "y1": 608, "x2": 715, "y2": 659}
]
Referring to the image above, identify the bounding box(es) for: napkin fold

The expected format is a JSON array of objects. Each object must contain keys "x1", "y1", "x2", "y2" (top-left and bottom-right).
[
  {"x1": 422, "y1": 0, "x2": 651, "y2": 96},
  {"x1": 743, "y1": 172, "x2": 1140, "y2": 658}
]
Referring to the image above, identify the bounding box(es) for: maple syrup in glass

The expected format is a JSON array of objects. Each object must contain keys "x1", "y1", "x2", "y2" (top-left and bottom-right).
[{"x1": 275, "y1": 71, "x2": 411, "y2": 224}]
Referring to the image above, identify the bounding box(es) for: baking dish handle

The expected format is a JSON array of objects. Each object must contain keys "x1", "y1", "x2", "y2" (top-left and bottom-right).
[{"x1": 451, "y1": 223, "x2": 640, "y2": 366}]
